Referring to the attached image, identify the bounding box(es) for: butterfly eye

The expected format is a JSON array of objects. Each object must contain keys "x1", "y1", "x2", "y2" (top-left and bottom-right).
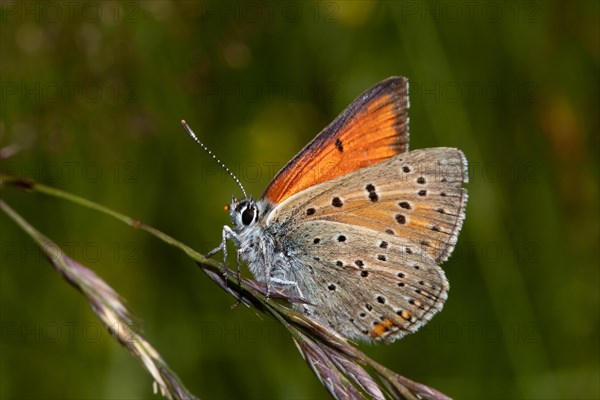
[{"x1": 241, "y1": 205, "x2": 256, "y2": 226}]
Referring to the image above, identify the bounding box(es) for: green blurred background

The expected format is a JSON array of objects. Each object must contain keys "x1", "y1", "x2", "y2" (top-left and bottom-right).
[{"x1": 1, "y1": 1, "x2": 598, "y2": 399}]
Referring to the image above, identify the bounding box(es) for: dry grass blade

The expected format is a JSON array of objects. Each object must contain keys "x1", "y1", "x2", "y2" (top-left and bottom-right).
[
  {"x1": 199, "y1": 262, "x2": 452, "y2": 400},
  {"x1": 0, "y1": 200, "x2": 199, "y2": 400}
]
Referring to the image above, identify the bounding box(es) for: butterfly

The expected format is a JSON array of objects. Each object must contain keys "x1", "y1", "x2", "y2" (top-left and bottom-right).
[{"x1": 183, "y1": 76, "x2": 468, "y2": 343}]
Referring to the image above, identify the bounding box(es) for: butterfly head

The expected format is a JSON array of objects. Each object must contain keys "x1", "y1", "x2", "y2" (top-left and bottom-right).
[{"x1": 230, "y1": 197, "x2": 259, "y2": 231}]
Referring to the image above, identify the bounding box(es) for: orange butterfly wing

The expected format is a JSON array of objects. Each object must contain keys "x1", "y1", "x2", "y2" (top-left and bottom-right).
[{"x1": 263, "y1": 76, "x2": 410, "y2": 204}]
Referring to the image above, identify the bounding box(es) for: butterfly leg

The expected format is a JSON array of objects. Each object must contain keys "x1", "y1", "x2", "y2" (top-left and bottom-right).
[
  {"x1": 235, "y1": 248, "x2": 243, "y2": 287},
  {"x1": 207, "y1": 225, "x2": 233, "y2": 257},
  {"x1": 270, "y1": 277, "x2": 305, "y2": 301},
  {"x1": 207, "y1": 225, "x2": 239, "y2": 285}
]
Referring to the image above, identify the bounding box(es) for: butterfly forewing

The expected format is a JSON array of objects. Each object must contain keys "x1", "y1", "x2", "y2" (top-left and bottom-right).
[
  {"x1": 264, "y1": 147, "x2": 467, "y2": 341},
  {"x1": 263, "y1": 77, "x2": 410, "y2": 205},
  {"x1": 269, "y1": 148, "x2": 468, "y2": 263}
]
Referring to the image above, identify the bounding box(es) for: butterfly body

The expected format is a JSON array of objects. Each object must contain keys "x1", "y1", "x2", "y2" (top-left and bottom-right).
[{"x1": 208, "y1": 77, "x2": 467, "y2": 343}]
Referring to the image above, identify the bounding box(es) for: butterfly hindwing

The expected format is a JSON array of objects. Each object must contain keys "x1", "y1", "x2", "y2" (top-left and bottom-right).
[
  {"x1": 263, "y1": 77, "x2": 410, "y2": 205},
  {"x1": 281, "y1": 223, "x2": 449, "y2": 342}
]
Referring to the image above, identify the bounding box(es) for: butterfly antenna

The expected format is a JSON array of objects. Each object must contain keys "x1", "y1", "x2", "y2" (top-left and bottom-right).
[{"x1": 181, "y1": 120, "x2": 247, "y2": 199}]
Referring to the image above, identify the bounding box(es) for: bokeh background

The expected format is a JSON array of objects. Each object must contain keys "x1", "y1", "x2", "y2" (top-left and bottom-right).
[{"x1": 1, "y1": 1, "x2": 598, "y2": 399}]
